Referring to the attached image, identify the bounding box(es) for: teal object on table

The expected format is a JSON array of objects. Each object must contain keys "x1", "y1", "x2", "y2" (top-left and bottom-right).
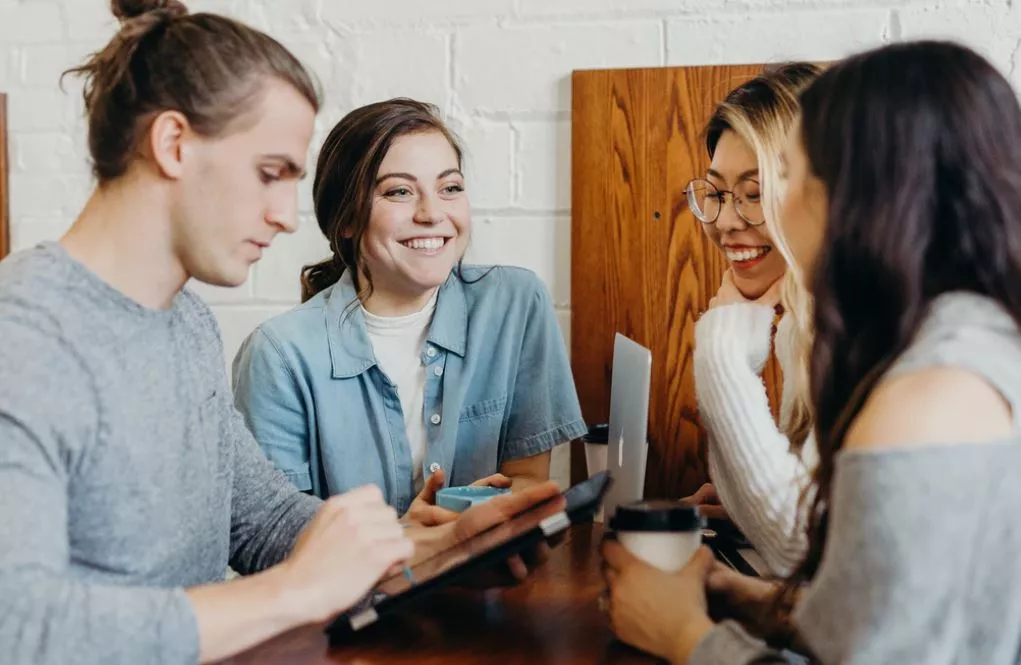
[{"x1": 435, "y1": 486, "x2": 511, "y2": 512}]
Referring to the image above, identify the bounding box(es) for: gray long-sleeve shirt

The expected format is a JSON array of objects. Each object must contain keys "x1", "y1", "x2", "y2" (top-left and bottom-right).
[
  {"x1": 691, "y1": 292, "x2": 1021, "y2": 664},
  {"x1": 0, "y1": 243, "x2": 321, "y2": 664}
]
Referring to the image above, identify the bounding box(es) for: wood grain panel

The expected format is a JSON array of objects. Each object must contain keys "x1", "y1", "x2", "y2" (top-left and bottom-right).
[
  {"x1": 571, "y1": 65, "x2": 784, "y2": 498},
  {"x1": 0, "y1": 94, "x2": 8, "y2": 260}
]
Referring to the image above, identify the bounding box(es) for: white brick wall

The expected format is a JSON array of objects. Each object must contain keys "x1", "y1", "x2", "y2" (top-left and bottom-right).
[{"x1": 4, "y1": 0, "x2": 1021, "y2": 486}]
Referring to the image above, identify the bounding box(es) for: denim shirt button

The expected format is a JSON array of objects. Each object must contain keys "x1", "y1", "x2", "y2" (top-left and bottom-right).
[
  {"x1": 430, "y1": 413, "x2": 442, "y2": 425},
  {"x1": 433, "y1": 366, "x2": 443, "y2": 377},
  {"x1": 426, "y1": 346, "x2": 437, "y2": 358},
  {"x1": 429, "y1": 462, "x2": 441, "y2": 473}
]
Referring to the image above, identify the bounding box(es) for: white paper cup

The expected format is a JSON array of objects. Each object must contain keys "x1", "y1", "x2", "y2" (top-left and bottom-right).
[{"x1": 609, "y1": 501, "x2": 705, "y2": 572}]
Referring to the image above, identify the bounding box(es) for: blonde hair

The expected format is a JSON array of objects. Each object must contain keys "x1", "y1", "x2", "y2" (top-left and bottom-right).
[{"x1": 706, "y1": 63, "x2": 822, "y2": 451}]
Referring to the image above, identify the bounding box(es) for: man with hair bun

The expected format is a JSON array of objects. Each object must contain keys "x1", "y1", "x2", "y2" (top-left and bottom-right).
[{"x1": 0, "y1": 2, "x2": 559, "y2": 663}]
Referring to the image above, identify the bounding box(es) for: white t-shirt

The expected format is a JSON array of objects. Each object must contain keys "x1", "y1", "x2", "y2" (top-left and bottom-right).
[{"x1": 362, "y1": 294, "x2": 438, "y2": 491}]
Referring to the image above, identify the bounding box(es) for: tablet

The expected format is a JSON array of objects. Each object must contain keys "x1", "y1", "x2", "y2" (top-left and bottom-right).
[{"x1": 326, "y1": 471, "x2": 613, "y2": 640}]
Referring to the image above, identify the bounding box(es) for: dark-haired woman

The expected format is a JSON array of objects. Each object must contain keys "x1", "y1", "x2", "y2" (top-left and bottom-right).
[
  {"x1": 603, "y1": 40, "x2": 1021, "y2": 664},
  {"x1": 233, "y1": 98, "x2": 585, "y2": 524}
]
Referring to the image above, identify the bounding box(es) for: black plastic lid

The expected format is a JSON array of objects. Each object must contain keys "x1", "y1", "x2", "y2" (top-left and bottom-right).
[
  {"x1": 608, "y1": 500, "x2": 704, "y2": 532},
  {"x1": 580, "y1": 423, "x2": 609, "y2": 444}
]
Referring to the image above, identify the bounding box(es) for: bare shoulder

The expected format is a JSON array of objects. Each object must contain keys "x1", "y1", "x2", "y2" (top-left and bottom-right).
[{"x1": 845, "y1": 366, "x2": 1013, "y2": 451}]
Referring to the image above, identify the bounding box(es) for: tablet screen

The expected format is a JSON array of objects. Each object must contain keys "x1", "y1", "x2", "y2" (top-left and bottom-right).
[{"x1": 374, "y1": 471, "x2": 610, "y2": 599}]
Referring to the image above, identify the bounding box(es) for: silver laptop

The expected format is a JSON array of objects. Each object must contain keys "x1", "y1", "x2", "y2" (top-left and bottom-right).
[{"x1": 603, "y1": 334, "x2": 652, "y2": 521}]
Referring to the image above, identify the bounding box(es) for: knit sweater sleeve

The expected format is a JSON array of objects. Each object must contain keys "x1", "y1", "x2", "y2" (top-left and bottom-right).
[{"x1": 693, "y1": 303, "x2": 812, "y2": 576}]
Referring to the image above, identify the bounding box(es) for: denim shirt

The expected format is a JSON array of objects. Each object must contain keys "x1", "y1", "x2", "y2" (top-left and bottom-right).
[{"x1": 231, "y1": 265, "x2": 586, "y2": 514}]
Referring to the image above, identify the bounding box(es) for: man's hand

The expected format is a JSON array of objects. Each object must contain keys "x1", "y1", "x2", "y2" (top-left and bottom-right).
[{"x1": 278, "y1": 485, "x2": 413, "y2": 624}]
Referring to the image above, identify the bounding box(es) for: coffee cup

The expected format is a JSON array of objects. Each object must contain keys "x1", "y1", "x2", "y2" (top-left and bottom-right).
[{"x1": 608, "y1": 500, "x2": 705, "y2": 572}]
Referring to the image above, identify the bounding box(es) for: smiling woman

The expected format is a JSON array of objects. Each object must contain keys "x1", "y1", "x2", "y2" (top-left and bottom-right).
[{"x1": 232, "y1": 98, "x2": 587, "y2": 521}]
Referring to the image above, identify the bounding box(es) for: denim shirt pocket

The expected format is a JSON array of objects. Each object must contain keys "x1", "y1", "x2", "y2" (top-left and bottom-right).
[{"x1": 454, "y1": 395, "x2": 508, "y2": 481}]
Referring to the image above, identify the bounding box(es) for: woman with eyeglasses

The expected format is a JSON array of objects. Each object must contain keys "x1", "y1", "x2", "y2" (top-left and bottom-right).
[
  {"x1": 682, "y1": 63, "x2": 821, "y2": 576},
  {"x1": 604, "y1": 40, "x2": 1021, "y2": 664}
]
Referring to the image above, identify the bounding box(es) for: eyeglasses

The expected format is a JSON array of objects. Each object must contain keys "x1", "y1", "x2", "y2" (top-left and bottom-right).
[{"x1": 684, "y1": 178, "x2": 765, "y2": 226}]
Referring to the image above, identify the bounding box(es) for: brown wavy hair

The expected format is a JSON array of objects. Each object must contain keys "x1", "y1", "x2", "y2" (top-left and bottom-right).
[
  {"x1": 776, "y1": 40, "x2": 1021, "y2": 642},
  {"x1": 301, "y1": 98, "x2": 465, "y2": 303},
  {"x1": 63, "y1": 0, "x2": 319, "y2": 183}
]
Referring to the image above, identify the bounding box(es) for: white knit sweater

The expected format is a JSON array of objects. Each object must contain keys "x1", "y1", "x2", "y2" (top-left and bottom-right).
[{"x1": 693, "y1": 303, "x2": 818, "y2": 576}]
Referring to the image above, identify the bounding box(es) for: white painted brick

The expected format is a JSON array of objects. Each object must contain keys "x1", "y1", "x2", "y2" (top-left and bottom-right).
[
  {"x1": 9, "y1": 174, "x2": 92, "y2": 219},
  {"x1": 18, "y1": 44, "x2": 87, "y2": 90},
  {"x1": 12, "y1": 0, "x2": 1021, "y2": 366},
  {"x1": 520, "y1": 0, "x2": 953, "y2": 16},
  {"x1": 897, "y1": 4, "x2": 1017, "y2": 75},
  {"x1": 667, "y1": 10, "x2": 890, "y2": 65},
  {"x1": 0, "y1": 3, "x2": 13, "y2": 47},
  {"x1": 1, "y1": 2, "x2": 63, "y2": 45},
  {"x1": 220, "y1": 0, "x2": 320, "y2": 34},
  {"x1": 465, "y1": 216, "x2": 571, "y2": 306},
  {"x1": 515, "y1": 120, "x2": 571, "y2": 211},
  {"x1": 184, "y1": 0, "x2": 233, "y2": 15},
  {"x1": 271, "y1": 29, "x2": 350, "y2": 101},
  {"x1": 212, "y1": 305, "x2": 294, "y2": 374},
  {"x1": 449, "y1": 118, "x2": 513, "y2": 209},
  {"x1": 63, "y1": 0, "x2": 117, "y2": 45},
  {"x1": 456, "y1": 22, "x2": 662, "y2": 114},
  {"x1": 350, "y1": 29, "x2": 449, "y2": 109},
  {"x1": 11, "y1": 133, "x2": 83, "y2": 174},
  {"x1": 0, "y1": 47, "x2": 10, "y2": 90},
  {"x1": 322, "y1": 0, "x2": 514, "y2": 26},
  {"x1": 9, "y1": 218, "x2": 73, "y2": 253},
  {"x1": 252, "y1": 216, "x2": 331, "y2": 303},
  {"x1": 8, "y1": 89, "x2": 74, "y2": 132}
]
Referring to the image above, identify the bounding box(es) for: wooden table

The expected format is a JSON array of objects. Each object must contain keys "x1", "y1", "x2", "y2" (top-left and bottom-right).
[{"x1": 222, "y1": 523, "x2": 658, "y2": 664}]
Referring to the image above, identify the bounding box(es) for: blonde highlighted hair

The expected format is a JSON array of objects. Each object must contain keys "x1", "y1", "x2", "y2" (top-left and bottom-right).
[{"x1": 704, "y1": 62, "x2": 822, "y2": 451}]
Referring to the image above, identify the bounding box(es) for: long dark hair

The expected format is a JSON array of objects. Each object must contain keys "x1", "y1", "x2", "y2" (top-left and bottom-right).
[
  {"x1": 783, "y1": 40, "x2": 1021, "y2": 614},
  {"x1": 301, "y1": 98, "x2": 465, "y2": 303}
]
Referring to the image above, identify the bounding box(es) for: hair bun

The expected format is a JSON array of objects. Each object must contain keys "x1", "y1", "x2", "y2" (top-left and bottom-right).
[{"x1": 111, "y1": 0, "x2": 187, "y2": 21}]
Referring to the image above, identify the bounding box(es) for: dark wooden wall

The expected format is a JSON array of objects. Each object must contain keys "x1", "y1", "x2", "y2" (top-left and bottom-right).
[{"x1": 570, "y1": 65, "x2": 783, "y2": 498}]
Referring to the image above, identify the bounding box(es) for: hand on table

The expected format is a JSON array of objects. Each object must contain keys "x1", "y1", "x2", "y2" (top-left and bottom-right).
[
  {"x1": 680, "y1": 482, "x2": 729, "y2": 521},
  {"x1": 707, "y1": 562, "x2": 795, "y2": 646}
]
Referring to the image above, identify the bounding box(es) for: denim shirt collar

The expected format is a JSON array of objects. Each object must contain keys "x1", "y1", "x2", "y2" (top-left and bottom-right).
[{"x1": 325, "y1": 270, "x2": 468, "y2": 379}]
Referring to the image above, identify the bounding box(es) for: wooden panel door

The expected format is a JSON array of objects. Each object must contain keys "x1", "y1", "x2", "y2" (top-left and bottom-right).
[
  {"x1": 0, "y1": 94, "x2": 8, "y2": 260},
  {"x1": 570, "y1": 65, "x2": 783, "y2": 499}
]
